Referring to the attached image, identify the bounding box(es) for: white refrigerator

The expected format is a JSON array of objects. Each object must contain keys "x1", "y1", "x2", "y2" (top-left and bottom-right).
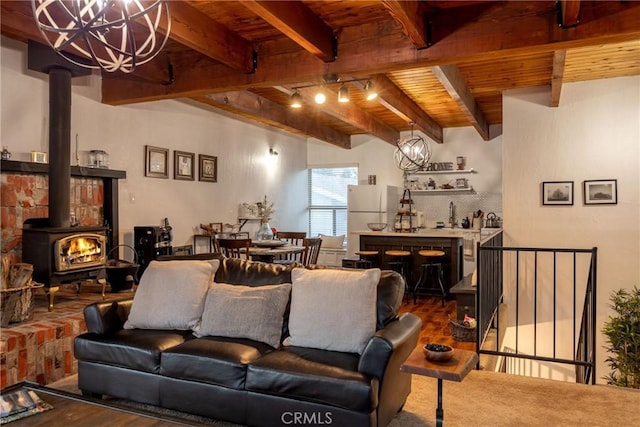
[{"x1": 347, "y1": 184, "x2": 400, "y2": 257}]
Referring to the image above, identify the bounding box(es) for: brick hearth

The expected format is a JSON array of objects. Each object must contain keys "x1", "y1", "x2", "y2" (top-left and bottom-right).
[{"x1": 0, "y1": 282, "x2": 131, "y2": 388}]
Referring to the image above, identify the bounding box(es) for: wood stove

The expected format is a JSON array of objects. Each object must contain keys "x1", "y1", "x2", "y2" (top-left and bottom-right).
[{"x1": 22, "y1": 223, "x2": 107, "y2": 310}]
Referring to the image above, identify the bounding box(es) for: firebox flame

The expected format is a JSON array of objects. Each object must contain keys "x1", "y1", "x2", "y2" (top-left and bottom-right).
[{"x1": 62, "y1": 237, "x2": 102, "y2": 265}]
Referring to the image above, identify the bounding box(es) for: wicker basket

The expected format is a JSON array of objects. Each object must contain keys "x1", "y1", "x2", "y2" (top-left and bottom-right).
[
  {"x1": 448, "y1": 317, "x2": 476, "y2": 342},
  {"x1": 0, "y1": 281, "x2": 44, "y2": 327}
]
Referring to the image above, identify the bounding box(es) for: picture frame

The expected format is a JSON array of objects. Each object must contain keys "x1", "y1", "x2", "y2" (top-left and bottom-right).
[
  {"x1": 30, "y1": 151, "x2": 48, "y2": 164},
  {"x1": 542, "y1": 181, "x2": 574, "y2": 205},
  {"x1": 199, "y1": 154, "x2": 218, "y2": 182},
  {"x1": 584, "y1": 179, "x2": 617, "y2": 205},
  {"x1": 174, "y1": 150, "x2": 195, "y2": 181},
  {"x1": 144, "y1": 145, "x2": 169, "y2": 179},
  {"x1": 210, "y1": 222, "x2": 223, "y2": 234}
]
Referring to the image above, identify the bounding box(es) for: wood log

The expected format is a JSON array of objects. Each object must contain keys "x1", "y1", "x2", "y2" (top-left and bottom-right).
[{"x1": 8, "y1": 263, "x2": 33, "y2": 288}]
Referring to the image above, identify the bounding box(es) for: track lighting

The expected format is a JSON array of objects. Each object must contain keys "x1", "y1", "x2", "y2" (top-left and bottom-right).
[
  {"x1": 364, "y1": 80, "x2": 378, "y2": 101},
  {"x1": 290, "y1": 91, "x2": 302, "y2": 108},
  {"x1": 289, "y1": 77, "x2": 377, "y2": 108},
  {"x1": 338, "y1": 84, "x2": 349, "y2": 103}
]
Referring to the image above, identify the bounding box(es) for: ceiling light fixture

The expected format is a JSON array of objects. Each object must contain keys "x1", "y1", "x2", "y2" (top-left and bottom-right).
[
  {"x1": 364, "y1": 80, "x2": 378, "y2": 101},
  {"x1": 31, "y1": 0, "x2": 171, "y2": 73},
  {"x1": 337, "y1": 84, "x2": 349, "y2": 103},
  {"x1": 394, "y1": 123, "x2": 431, "y2": 172},
  {"x1": 314, "y1": 87, "x2": 327, "y2": 104},
  {"x1": 290, "y1": 91, "x2": 302, "y2": 108}
]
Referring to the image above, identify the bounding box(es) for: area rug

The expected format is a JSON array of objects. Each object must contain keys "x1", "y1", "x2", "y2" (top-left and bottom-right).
[{"x1": 48, "y1": 371, "x2": 640, "y2": 426}]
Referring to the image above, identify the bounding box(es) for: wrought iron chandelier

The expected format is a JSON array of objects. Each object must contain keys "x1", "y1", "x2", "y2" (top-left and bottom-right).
[
  {"x1": 31, "y1": 0, "x2": 171, "y2": 73},
  {"x1": 393, "y1": 123, "x2": 431, "y2": 172}
]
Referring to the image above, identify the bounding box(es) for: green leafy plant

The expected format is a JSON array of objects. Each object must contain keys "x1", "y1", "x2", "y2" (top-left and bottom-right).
[{"x1": 602, "y1": 286, "x2": 640, "y2": 388}]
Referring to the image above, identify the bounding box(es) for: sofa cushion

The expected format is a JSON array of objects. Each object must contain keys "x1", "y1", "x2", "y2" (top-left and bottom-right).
[
  {"x1": 306, "y1": 266, "x2": 404, "y2": 330},
  {"x1": 318, "y1": 233, "x2": 345, "y2": 249},
  {"x1": 74, "y1": 329, "x2": 193, "y2": 373},
  {"x1": 160, "y1": 336, "x2": 273, "y2": 389},
  {"x1": 246, "y1": 347, "x2": 377, "y2": 413},
  {"x1": 193, "y1": 283, "x2": 291, "y2": 348},
  {"x1": 124, "y1": 259, "x2": 219, "y2": 330},
  {"x1": 284, "y1": 268, "x2": 380, "y2": 354}
]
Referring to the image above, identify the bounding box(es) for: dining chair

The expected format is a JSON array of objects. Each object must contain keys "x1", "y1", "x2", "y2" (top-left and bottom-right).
[
  {"x1": 273, "y1": 231, "x2": 306, "y2": 263},
  {"x1": 301, "y1": 237, "x2": 322, "y2": 266},
  {"x1": 217, "y1": 238, "x2": 252, "y2": 259}
]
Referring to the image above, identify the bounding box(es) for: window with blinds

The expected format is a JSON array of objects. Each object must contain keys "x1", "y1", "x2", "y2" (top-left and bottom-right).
[{"x1": 307, "y1": 166, "x2": 358, "y2": 237}]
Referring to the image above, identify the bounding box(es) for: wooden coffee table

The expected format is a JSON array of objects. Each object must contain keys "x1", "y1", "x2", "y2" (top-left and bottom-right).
[
  {"x1": 1, "y1": 382, "x2": 190, "y2": 426},
  {"x1": 401, "y1": 346, "x2": 478, "y2": 427}
]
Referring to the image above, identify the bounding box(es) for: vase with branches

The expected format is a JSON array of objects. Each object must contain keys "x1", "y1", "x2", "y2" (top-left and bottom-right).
[
  {"x1": 602, "y1": 285, "x2": 640, "y2": 388},
  {"x1": 247, "y1": 195, "x2": 275, "y2": 240}
]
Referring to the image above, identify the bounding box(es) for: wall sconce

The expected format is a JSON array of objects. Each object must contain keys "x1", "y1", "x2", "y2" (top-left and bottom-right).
[{"x1": 269, "y1": 148, "x2": 279, "y2": 156}]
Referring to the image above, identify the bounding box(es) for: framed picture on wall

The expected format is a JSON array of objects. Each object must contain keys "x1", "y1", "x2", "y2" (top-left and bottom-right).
[
  {"x1": 583, "y1": 179, "x2": 617, "y2": 205},
  {"x1": 542, "y1": 181, "x2": 573, "y2": 205},
  {"x1": 174, "y1": 150, "x2": 195, "y2": 181},
  {"x1": 199, "y1": 154, "x2": 217, "y2": 182},
  {"x1": 144, "y1": 145, "x2": 169, "y2": 179}
]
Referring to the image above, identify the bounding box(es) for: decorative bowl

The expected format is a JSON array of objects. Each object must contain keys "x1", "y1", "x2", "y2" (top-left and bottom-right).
[
  {"x1": 423, "y1": 343, "x2": 454, "y2": 362},
  {"x1": 367, "y1": 222, "x2": 387, "y2": 231}
]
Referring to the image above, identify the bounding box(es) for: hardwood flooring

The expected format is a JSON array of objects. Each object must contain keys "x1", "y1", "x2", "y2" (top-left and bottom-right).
[{"x1": 399, "y1": 296, "x2": 476, "y2": 352}]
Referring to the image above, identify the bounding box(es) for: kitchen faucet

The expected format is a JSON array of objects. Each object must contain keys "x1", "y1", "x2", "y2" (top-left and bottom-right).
[{"x1": 449, "y1": 201, "x2": 457, "y2": 228}]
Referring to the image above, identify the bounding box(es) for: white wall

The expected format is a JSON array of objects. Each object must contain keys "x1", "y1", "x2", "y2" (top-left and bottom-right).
[
  {"x1": 1, "y1": 36, "x2": 309, "y2": 250},
  {"x1": 502, "y1": 77, "x2": 640, "y2": 383}
]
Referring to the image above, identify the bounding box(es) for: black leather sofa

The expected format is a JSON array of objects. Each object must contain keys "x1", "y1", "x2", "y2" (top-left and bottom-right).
[{"x1": 74, "y1": 256, "x2": 422, "y2": 427}]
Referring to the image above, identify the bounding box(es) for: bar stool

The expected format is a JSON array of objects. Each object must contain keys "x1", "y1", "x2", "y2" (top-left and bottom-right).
[
  {"x1": 354, "y1": 250, "x2": 379, "y2": 269},
  {"x1": 385, "y1": 249, "x2": 411, "y2": 302},
  {"x1": 413, "y1": 249, "x2": 446, "y2": 306}
]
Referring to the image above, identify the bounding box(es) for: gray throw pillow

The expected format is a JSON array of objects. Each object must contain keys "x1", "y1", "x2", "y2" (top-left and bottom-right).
[{"x1": 194, "y1": 282, "x2": 292, "y2": 348}]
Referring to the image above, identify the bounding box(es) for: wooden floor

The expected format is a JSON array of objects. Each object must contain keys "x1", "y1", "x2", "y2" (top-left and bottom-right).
[{"x1": 399, "y1": 295, "x2": 476, "y2": 352}]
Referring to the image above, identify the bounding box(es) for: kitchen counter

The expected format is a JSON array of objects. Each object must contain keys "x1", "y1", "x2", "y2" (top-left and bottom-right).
[{"x1": 352, "y1": 228, "x2": 502, "y2": 239}]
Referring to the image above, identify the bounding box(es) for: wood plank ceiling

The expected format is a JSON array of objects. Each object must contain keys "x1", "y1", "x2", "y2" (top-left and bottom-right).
[{"x1": 2, "y1": 1, "x2": 639, "y2": 149}]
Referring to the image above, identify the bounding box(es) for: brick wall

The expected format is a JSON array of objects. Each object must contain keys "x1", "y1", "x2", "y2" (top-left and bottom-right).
[{"x1": 0, "y1": 172, "x2": 104, "y2": 263}]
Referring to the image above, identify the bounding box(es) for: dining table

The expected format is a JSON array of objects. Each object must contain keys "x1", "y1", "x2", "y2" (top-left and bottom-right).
[{"x1": 247, "y1": 241, "x2": 305, "y2": 263}]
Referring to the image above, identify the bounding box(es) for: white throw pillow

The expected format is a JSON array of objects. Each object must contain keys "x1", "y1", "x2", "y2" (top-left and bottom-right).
[
  {"x1": 124, "y1": 259, "x2": 219, "y2": 330},
  {"x1": 318, "y1": 234, "x2": 345, "y2": 249},
  {"x1": 284, "y1": 267, "x2": 380, "y2": 354},
  {"x1": 194, "y1": 283, "x2": 292, "y2": 348}
]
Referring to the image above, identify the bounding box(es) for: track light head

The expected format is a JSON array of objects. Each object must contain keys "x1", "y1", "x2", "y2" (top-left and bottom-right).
[
  {"x1": 314, "y1": 87, "x2": 326, "y2": 104},
  {"x1": 338, "y1": 84, "x2": 349, "y2": 103},
  {"x1": 364, "y1": 80, "x2": 378, "y2": 101},
  {"x1": 290, "y1": 91, "x2": 302, "y2": 108}
]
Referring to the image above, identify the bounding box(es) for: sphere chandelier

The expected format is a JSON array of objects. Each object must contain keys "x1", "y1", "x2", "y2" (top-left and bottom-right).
[
  {"x1": 31, "y1": 0, "x2": 171, "y2": 73},
  {"x1": 393, "y1": 124, "x2": 431, "y2": 172}
]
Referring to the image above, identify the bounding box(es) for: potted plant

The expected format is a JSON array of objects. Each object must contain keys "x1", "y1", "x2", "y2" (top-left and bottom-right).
[{"x1": 602, "y1": 285, "x2": 640, "y2": 388}]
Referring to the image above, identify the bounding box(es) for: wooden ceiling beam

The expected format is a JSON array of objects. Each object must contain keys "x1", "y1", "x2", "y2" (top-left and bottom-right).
[
  {"x1": 240, "y1": 0, "x2": 335, "y2": 62},
  {"x1": 100, "y1": 1, "x2": 640, "y2": 105},
  {"x1": 431, "y1": 65, "x2": 491, "y2": 141},
  {"x1": 367, "y1": 75, "x2": 443, "y2": 143},
  {"x1": 195, "y1": 92, "x2": 351, "y2": 149},
  {"x1": 161, "y1": 1, "x2": 255, "y2": 74},
  {"x1": 381, "y1": 0, "x2": 429, "y2": 48},
  {"x1": 550, "y1": 50, "x2": 567, "y2": 107},
  {"x1": 559, "y1": 0, "x2": 581, "y2": 29},
  {"x1": 280, "y1": 86, "x2": 400, "y2": 145}
]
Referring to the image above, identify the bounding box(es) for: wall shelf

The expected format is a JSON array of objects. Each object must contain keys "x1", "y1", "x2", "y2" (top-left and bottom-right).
[
  {"x1": 412, "y1": 188, "x2": 475, "y2": 194},
  {"x1": 409, "y1": 169, "x2": 476, "y2": 175}
]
